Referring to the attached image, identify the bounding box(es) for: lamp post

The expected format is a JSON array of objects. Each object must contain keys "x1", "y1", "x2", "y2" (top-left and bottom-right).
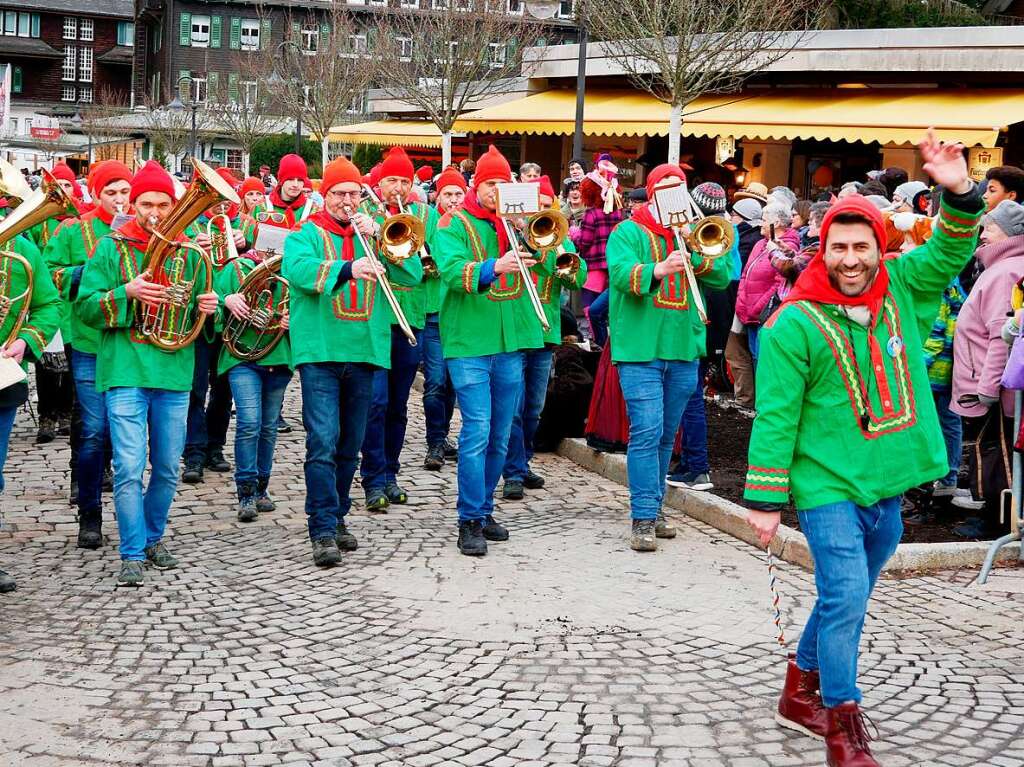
[
  {"x1": 525, "y1": 0, "x2": 586, "y2": 162},
  {"x1": 267, "y1": 40, "x2": 305, "y2": 154},
  {"x1": 70, "y1": 106, "x2": 92, "y2": 168},
  {"x1": 168, "y1": 75, "x2": 200, "y2": 170}
]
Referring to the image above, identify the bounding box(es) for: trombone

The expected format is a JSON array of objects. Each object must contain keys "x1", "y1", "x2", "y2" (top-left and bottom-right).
[
  {"x1": 499, "y1": 216, "x2": 550, "y2": 333},
  {"x1": 361, "y1": 184, "x2": 431, "y2": 271},
  {"x1": 523, "y1": 208, "x2": 580, "y2": 281}
]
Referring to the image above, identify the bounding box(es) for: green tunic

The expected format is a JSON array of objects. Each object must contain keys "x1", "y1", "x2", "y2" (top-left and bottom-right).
[
  {"x1": 0, "y1": 234, "x2": 61, "y2": 369},
  {"x1": 76, "y1": 229, "x2": 212, "y2": 393},
  {"x1": 433, "y1": 209, "x2": 545, "y2": 359},
  {"x1": 744, "y1": 194, "x2": 985, "y2": 511},
  {"x1": 533, "y1": 240, "x2": 587, "y2": 345},
  {"x1": 370, "y1": 201, "x2": 439, "y2": 330},
  {"x1": 43, "y1": 210, "x2": 112, "y2": 351},
  {"x1": 605, "y1": 218, "x2": 733, "y2": 363},
  {"x1": 215, "y1": 256, "x2": 292, "y2": 375},
  {"x1": 281, "y1": 218, "x2": 423, "y2": 368}
]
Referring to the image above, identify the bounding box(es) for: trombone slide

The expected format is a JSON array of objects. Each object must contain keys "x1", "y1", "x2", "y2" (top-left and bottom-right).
[
  {"x1": 671, "y1": 229, "x2": 709, "y2": 325},
  {"x1": 347, "y1": 210, "x2": 417, "y2": 347},
  {"x1": 500, "y1": 218, "x2": 550, "y2": 333}
]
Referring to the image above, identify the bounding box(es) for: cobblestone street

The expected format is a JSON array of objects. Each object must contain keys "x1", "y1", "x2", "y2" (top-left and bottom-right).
[{"x1": 1, "y1": 384, "x2": 1023, "y2": 767}]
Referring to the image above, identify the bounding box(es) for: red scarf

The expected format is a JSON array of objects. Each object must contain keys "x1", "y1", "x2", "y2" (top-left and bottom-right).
[
  {"x1": 462, "y1": 190, "x2": 509, "y2": 256},
  {"x1": 116, "y1": 219, "x2": 151, "y2": 251},
  {"x1": 92, "y1": 205, "x2": 115, "y2": 226},
  {"x1": 310, "y1": 210, "x2": 356, "y2": 261},
  {"x1": 269, "y1": 187, "x2": 308, "y2": 228},
  {"x1": 630, "y1": 205, "x2": 676, "y2": 245},
  {"x1": 783, "y1": 253, "x2": 890, "y2": 318}
]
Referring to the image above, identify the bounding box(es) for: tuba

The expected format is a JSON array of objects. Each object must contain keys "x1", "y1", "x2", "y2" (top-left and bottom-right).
[
  {"x1": 135, "y1": 158, "x2": 240, "y2": 351},
  {"x1": 524, "y1": 208, "x2": 580, "y2": 280},
  {"x1": 0, "y1": 170, "x2": 76, "y2": 348},
  {"x1": 222, "y1": 255, "x2": 289, "y2": 362}
]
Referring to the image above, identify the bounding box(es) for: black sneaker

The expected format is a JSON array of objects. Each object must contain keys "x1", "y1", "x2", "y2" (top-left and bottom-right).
[
  {"x1": 423, "y1": 443, "x2": 445, "y2": 471},
  {"x1": 458, "y1": 519, "x2": 487, "y2": 556},
  {"x1": 482, "y1": 515, "x2": 509, "y2": 542},
  {"x1": 237, "y1": 495, "x2": 258, "y2": 523},
  {"x1": 116, "y1": 560, "x2": 144, "y2": 587},
  {"x1": 630, "y1": 519, "x2": 657, "y2": 552},
  {"x1": 77, "y1": 511, "x2": 102, "y2": 549},
  {"x1": 502, "y1": 480, "x2": 524, "y2": 500},
  {"x1": 36, "y1": 418, "x2": 56, "y2": 444},
  {"x1": 0, "y1": 568, "x2": 16, "y2": 593},
  {"x1": 144, "y1": 542, "x2": 179, "y2": 570},
  {"x1": 182, "y1": 461, "x2": 204, "y2": 484},
  {"x1": 522, "y1": 470, "x2": 545, "y2": 490},
  {"x1": 384, "y1": 482, "x2": 408, "y2": 504},
  {"x1": 443, "y1": 438, "x2": 458, "y2": 458},
  {"x1": 365, "y1": 488, "x2": 390, "y2": 512},
  {"x1": 312, "y1": 536, "x2": 341, "y2": 567},
  {"x1": 336, "y1": 521, "x2": 358, "y2": 551},
  {"x1": 205, "y1": 449, "x2": 230, "y2": 472}
]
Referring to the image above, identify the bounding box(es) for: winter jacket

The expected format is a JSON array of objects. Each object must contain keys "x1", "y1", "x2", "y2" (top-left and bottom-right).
[
  {"x1": 734, "y1": 227, "x2": 802, "y2": 325},
  {"x1": 951, "y1": 233, "x2": 1024, "y2": 418},
  {"x1": 736, "y1": 222, "x2": 762, "y2": 268}
]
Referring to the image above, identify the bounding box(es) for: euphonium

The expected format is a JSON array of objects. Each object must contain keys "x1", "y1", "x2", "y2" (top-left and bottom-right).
[
  {"x1": 136, "y1": 158, "x2": 240, "y2": 352},
  {"x1": 222, "y1": 255, "x2": 289, "y2": 362},
  {"x1": 685, "y1": 215, "x2": 735, "y2": 258},
  {"x1": 524, "y1": 208, "x2": 580, "y2": 280}
]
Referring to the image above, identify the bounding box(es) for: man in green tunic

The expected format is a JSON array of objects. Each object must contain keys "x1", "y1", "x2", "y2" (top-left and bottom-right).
[{"x1": 744, "y1": 132, "x2": 983, "y2": 767}]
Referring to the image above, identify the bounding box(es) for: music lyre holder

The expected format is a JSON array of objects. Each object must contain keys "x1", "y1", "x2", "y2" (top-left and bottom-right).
[{"x1": 651, "y1": 179, "x2": 709, "y2": 324}]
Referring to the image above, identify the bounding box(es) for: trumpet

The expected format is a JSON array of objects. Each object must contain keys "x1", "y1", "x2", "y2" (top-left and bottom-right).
[
  {"x1": 222, "y1": 255, "x2": 289, "y2": 361},
  {"x1": 206, "y1": 210, "x2": 240, "y2": 266},
  {"x1": 524, "y1": 208, "x2": 580, "y2": 280}
]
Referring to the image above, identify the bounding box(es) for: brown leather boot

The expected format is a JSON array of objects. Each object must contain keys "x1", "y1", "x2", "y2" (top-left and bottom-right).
[
  {"x1": 825, "y1": 701, "x2": 880, "y2": 767},
  {"x1": 775, "y1": 653, "x2": 827, "y2": 739}
]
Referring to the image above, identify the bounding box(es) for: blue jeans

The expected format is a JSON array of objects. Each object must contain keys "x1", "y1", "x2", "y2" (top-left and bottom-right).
[
  {"x1": 422, "y1": 314, "x2": 455, "y2": 447},
  {"x1": 796, "y1": 497, "x2": 903, "y2": 707},
  {"x1": 933, "y1": 390, "x2": 962, "y2": 485},
  {"x1": 588, "y1": 289, "x2": 609, "y2": 348},
  {"x1": 503, "y1": 347, "x2": 553, "y2": 482},
  {"x1": 228, "y1": 363, "x2": 292, "y2": 494},
  {"x1": 0, "y1": 405, "x2": 15, "y2": 494},
  {"x1": 106, "y1": 387, "x2": 190, "y2": 561},
  {"x1": 299, "y1": 362, "x2": 375, "y2": 540},
  {"x1": 448, "y1": 352, "x2": 525, "y2": 522},
  {"x1": 618, "y1": 359, "x2": 699, "y2": 520},
  {"x1": 184, "y1": 334, "x2": 232, "y2": 464},
  {"x1": 675, "y1": 362, "x2": 709, "y2": 475},
  {"x1": 71, "y1": 350, "x2": 109, "y2": 513},
  {"x1": 361, "y1": 326, "x2": 423, "y2": 489}
]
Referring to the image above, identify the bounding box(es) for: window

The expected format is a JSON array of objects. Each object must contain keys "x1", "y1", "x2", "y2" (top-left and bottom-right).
[
  {"x1": 191, "y1": 14, "x2": 211, "y2": 47},
  {"x1": 368, "y1": 0, "x2": 387, "y2": 5},
  {"x1": 241, "y1": 80, "x2": 258, "y2": 104},
  {"x1": 506, "y1": 0, "x2": 522, "y2": 13},
  {"x1": 17, "y1": 11, "x2": 30, "y2": 36},
  {"x1": 488, "y1": 42, "x2": 505, "y2": 68},
  {"x1": 23, "y1": 118, "x2": 32, "y2": 135},
  {"x1": 62, "y1": 46, "x2": 77, "y2": 81},
  {"x1": 225, "y1": 149, "x2": 244, "y2": 173},
  {"x1": 347, "y1": 92, "x2": 366, "y2": 114},
  {"x1": 240, "y1": 19, "x2": 260, "y2": 50},
  {"x1": 79, "y1": 85, "x2": 93, "y2": 102},
  {"x1": 2, "y1": 11, "x2": 36, "y2": 37},
  {"x1": 454, "y1": 0, "x2": 471, "y2": 9},
  {"x1": 79, "y1": 46, "x2": 93, "y2": 82},
  {"x1": 62, "y1": 85, "x2": 76, "y2": 102},
  {"x1": 301, "y1": 26, "x2": 318, "y2": 54},
  {"x1": 343, "y1": 34, "x2": 366, "y2": 57},
  {"x1": 117, "y1": 21, "x2": 134, "y2": 46},
  {"x1": 63, "y1": 17, "x2": 77, "y2": 40},
  {"x1": 397, "y1": 36, "x2": 412, "y2": 61},
  {"x1": 3, "y1": 13, "x2": 13, "y2": 35},
  {"x1": 80, "y1": 18, "x2": 94, "y2": 41},
  {"x1": 400, "y1": 0, "x2": 419, "y2": 6},
  {"x1": 432, "y1": 0, "x2": 449, "y2": 8},
  {"x1": 192, "y1": 75, "x2": 208, "y2": 103}
]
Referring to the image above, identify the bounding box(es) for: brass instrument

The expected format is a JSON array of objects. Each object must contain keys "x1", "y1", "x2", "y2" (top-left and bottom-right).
[
  {"x1": 222, "y1": 255, "x2": 289, "y2": 361},
  {"x1": 136, "y1": 158, "x2": 240, "y2": 351},
  {"x1": 685, "y1": 215, "x2": 735, "y2": 259},
  {"x1": 206, "y1": 209, "x2": 240, "y2": 266},
  {"x1": 524, "y1": 208, "x2": 580, "y2": 280},
  {"x1": 361, "y1": 184, "x2": 428, "y2": 267},
  {"x1": 0, "y1": 159, "x2": 33, "y2": 205}
]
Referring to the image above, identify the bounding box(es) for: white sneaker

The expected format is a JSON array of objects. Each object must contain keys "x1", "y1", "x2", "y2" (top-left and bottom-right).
[
  {"x1": 951, "y1": 495, "x2": 986, "y2": 510},
  {"x1": 666, "y1": 472, "x2": 714, "y2": 491},
  {"x1": 932, "y1": 481, "x2": 971, "y2": 499}
]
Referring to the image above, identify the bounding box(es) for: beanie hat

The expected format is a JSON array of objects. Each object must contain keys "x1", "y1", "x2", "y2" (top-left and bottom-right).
[
  {"x1": 818, "y1": 195, "x2": 887, "y2": 254},
  {"x1": 239, "y1": 176, "x2": 264, "y2": 197},
  {"x1": 277, "y1": 153, "x2": 309, "y2": 184},
  {"x1": 734, "y1": 182, "x2": 769, "y2": 203},
  {"x1": 130, "y1": 159, "x2": 176, "y2": 203},
  {"x1": 985, "y1": 199, "x2": 1024, "y2": 238},
  {"x1": 379, "y1": 147, "x2": 415, "y2": 181},
  {"x1": 321, "y1": 157, "x2": 363, "y2": 194},
  {"x1": 533, "y1": 175, "x2": 556, "y2": 201},
  {"x1": 415, "y1": 165, "x2": 434, "y2": 183},
  {"x1": 369, "y1": 163, "x2": 383, "y2": 187},
  {"x1": 731, "y1": 197, "x2": 763, "y2": 226},
  {"x1": 435, "y1": 167, "x2": 467, "y2": 193},
  {"x1": 88, "y1": 160, "x2": 132, "y2": 197},
  {"x1": 691, "y1": 182, "x2": 727, "y2": 216},
  {"x1": 893, "y1": 181, "x2": 928, "y2": 205},
  {"x1": 645, "y1": 163, "x2": 686, "y2": 200},
  {"x1": 473, "y1": 145, "x2": 512, "y2": 187},
  {"x1": 51, "y1": 163, "x2": 76, "y2": 185},
  {"x1": 216, "y1": 167, "x2": 240, "y2": 188}
]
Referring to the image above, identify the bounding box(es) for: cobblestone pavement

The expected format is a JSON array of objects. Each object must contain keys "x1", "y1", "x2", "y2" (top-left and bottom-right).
[{"x1": 2, "y1": 383, "x2": 1024, "y2": 767}]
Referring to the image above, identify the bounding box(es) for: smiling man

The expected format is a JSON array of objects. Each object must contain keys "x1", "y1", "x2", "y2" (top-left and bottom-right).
[{"x1": 743, "y1": 131, "x2": 985, "y2": 767}]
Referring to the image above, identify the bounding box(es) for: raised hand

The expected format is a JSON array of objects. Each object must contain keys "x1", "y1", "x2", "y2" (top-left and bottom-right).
[{"x1": 919, "y1": 128, "x2": 971, "y2": 195}]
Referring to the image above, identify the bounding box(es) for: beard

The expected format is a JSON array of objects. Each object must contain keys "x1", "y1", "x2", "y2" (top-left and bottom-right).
[{"x1": 826, "y1": 262, "x2": 880, "y2": 297}]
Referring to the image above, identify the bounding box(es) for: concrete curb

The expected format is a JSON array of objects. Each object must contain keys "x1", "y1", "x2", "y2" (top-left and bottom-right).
[{"x1": 556, "y1": 437, "x2": 1022, "y2": 573}]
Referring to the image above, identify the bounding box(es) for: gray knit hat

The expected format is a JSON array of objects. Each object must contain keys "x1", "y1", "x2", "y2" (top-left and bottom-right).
[
  {"x1": 893, "y1": 181, "x2": 928, "y2": 205},
  {"x1": 731, "y1": 197, "x2": 763, "y2": 226},
  {"x1": 985, "y1": 199, "x2": 1024, "y2": 238}
]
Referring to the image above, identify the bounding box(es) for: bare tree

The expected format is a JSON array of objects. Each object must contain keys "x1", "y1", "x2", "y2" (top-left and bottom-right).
[
  {"x1": 579, "y1": 0, "x2": 831, "y2": 164},
  {"x1": 269, "y1": 3, "x2": 377, "y2": 169},
  {"x1": 76, "y1": 84, "x2": 132, "y2": 162},
  {"x1": 142, "y1": 86, "x2": 210, "y2": 173},
  {"x1": 373, "y1": 0, "x2": 546, "y2": 167}
]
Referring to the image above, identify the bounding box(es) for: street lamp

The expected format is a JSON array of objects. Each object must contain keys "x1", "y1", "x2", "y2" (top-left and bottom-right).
[
  {"x1": 269, "y1": 40, "x2": 305, "y2": 154},
  {"x1": 70, "y1": 106, "x2": 92, "y2": 168},
  {"x1": 525, "y1": 0, "x2": 586, "y2": 162},
  {"x1": 169, "y1": 75, "x2": 200, "y2": 169}
]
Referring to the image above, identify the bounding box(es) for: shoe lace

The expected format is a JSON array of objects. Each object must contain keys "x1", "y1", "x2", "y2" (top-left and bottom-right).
[
  {"x1": 636, "y1": 519, "x2": 655, "y2": 535},
  {"x1": 839, "y1": 706, "x2": 878, "y2": 753}
]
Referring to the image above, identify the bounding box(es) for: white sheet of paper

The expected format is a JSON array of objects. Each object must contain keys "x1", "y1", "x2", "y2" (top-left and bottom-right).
[
  {"x1": 43, "y1": 329, "x2": 63, "y2": 354},
  {"x1": 496, "y1": 183, "x2": 540, "y2": 217},
  {"x1": 254, "y1": 225, "x2": 289, "y2": 256},
  {"x1": 652, "y1": 181, "x2": 692, "y2": 229},
  {"x1": 0, "y1": 356, "x2": 27, "y2": 391}
]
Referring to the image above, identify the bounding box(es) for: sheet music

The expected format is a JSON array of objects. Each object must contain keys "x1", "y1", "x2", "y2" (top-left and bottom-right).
[
  {"x1": 496, "y1": 183, "x2": 540, "y2": 217},
  {"x1": 254, "y1": 225, "x2": 289, "y2": 256},
  {"x1": 652, "y1": 181, "x2": 692, "y2": 229}
]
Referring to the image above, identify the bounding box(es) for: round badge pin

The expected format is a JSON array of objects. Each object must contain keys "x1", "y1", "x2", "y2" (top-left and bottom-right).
[{"x1": 887, "y1": 336, "x2": 904, "y2": 357}]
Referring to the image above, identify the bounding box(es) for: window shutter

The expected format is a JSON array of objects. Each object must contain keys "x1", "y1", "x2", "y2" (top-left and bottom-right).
[
  {"x1": 208, "y1": 71, "x2": 219, "y2": 102},
  {"x1": 210, "y1": 16, "x2": 222, "y2": 48},
  {"x1": 30, "y1": 13, "x2": 40, "y2": 37},
  {"x1": 11, "y1": 66, "x2": 22, "y2": 93},
  {"x1": 229, "y1": 18, "x2": 240, "y2": 50},
  {"x1": 260, "y1": 18, "x2": 270, "y2": 49},
  {"x1": 291, "y1": 21, "x2": 300, "y2": 42},
  {"x1": 179, "y1": 13, "x2": 191, "y2": 46},
  {"x1": 319, "y1": 22, "x2": 330, "y2": 47},
  {"x1": 178, "y1": 69, "x2": 190, "y2": 100},
  {"x1": 228, "y1": 72, "x2": 239, "y2": 103},
  {"x1": 505, "y1": 37, "x2": 517, "y2": 65}
]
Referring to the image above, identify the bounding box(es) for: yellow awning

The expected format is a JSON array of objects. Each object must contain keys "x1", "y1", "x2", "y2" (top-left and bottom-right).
[
  {"x1": 328, "y1": 120, "x2": 461, "y2": 148},
  {"x1": 452, "y1": 89, "x2": 1022, "y2": 147}
]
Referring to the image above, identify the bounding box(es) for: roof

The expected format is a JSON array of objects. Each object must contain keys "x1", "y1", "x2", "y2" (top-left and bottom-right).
[
  {"x1": 9, "y1": 0, "x2": 133, "y2": 18},
  {"x1": 328, "y1": 120, "x2": 463, "y2": 148},
  {"x1": 96, "y1": 45, "x2": 133, "y2": 65},
  {"x1": 0, "y1": 37, "x2": 62, "y2": 59}
]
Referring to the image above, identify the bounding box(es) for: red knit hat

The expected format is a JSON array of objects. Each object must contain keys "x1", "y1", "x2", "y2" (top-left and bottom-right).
[
  {"x1": 239, "y1": 176, "x2": 264, "y2": 196},
  {"x1": 435, "y1": 168, "x2": 467, "y2": 193},
  {"x1": 277, "y1": 153, "x2": 309, "y2": 184},
  {"x1": 88, "y1": 160, "x2": 132, "y2": 196},
  {"x1": 130, "y1": 160, "x2": 176, "y2": 203},
  {"x1": 321, "y1": 157, "x2": 363, "y2": 194},
  {"x1": 216, "y1": 167, "x2": 240, "y2": 188},
  {"x1": 379, "y1": 147, "x2": 415, "y2": 181},
  {"x1": 645, "y1": 163, "x2": 686, "y2": 199},
  {"x1": 472, "y1": 145, "x2": 511, "y2": 187},
  {"x1": 51, "y1": 162, "x2": 76, "y2": 185},
  {"x1": 533, "y1": 175, "x2": 556, "y2": 201},
  {"x1": 415, "y1": 165, "x2": 433, "y2": 183},
  {"x1": 819, "y1": 195, "x2": 887, "y2": 254},
  {"x1": 369, "y1": 163, "x2": 383, "y2": 187}
]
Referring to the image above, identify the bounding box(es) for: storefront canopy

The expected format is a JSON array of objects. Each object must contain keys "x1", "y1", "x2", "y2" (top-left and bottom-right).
[
  {"x1": 451, "y1": 89, "x2": 1024, "y2": 147},
  {"x1": 327, "y1": 120, "x2": 462, "y2": 148}
]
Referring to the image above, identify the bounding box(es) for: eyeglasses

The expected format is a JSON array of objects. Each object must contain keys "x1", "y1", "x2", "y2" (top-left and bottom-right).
[{"x1": 327, "y1": 189, "x2": 362, "y2": 200}]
